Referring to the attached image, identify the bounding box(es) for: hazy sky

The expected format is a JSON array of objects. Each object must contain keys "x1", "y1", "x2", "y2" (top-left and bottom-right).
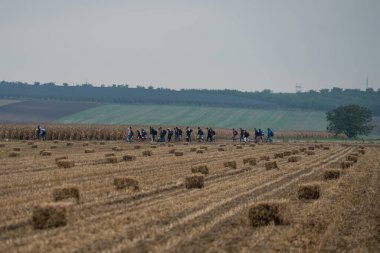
[{"x1": 0, "y1": 0, "x2": 379, "y2": 92}]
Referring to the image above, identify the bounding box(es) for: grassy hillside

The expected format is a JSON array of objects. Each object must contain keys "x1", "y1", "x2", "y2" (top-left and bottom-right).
[{"x1": 56, "y1": 104, "x2": 328, "y2": 131}]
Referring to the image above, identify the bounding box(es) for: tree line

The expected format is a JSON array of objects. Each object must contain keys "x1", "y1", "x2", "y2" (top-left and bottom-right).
[{"x1": 1, "y1": 81, "x2": 379, "y2": 115}]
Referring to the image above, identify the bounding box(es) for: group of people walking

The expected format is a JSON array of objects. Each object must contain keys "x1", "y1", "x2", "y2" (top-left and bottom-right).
[
  {"x1": 232, "y1": 128, "x2": 274, "y2": 143},
  {"x1": 127, "y1": 126, "x2": 273, "y2": 143}
]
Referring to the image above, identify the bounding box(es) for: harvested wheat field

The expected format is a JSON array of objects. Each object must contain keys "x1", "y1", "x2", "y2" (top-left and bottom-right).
[{"x1": 0, "y1": 140, "x2": 379, "y2": 252}]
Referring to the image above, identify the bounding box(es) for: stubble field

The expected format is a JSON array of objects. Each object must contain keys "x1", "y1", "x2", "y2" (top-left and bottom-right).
[{"x1": 0, "y1": 140, "x2": 379, "y2": 252}]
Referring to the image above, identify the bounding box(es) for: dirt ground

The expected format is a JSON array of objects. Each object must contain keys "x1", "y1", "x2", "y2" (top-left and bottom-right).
[{"x1": 0, "y1": 140, "x2": 379, "y2": 252}]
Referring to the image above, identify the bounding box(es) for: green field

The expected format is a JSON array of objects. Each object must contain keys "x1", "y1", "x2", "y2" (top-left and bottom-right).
[{"x1": 56, "y1": 104, "x2": 328, "y2": 131}]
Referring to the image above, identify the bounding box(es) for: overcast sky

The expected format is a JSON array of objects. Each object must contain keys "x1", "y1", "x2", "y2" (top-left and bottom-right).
[{"x1": 0, "y1": 0, "x2": 379, "y2": 92}]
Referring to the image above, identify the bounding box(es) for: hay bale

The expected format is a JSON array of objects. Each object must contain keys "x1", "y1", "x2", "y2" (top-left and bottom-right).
[
  {"x1": 260, "y1": 156, "x2": 270, "y2": 161},
  {"x1": 224, "y1": 161, "x2": 237, "y2": 169},
  {"x1": 236, "y1": 146, "x2": 243, "y2": 149},
  {"x1": 123, "y1": 155, "x2": 136, "y2": 161},
  {"x1": 248, "y1": 201, "x2": 287, "y2": 227},
  {"x1": 50, "y1": 145, "x2": 57, "y2": 149},
  {"x1": 299, "y1": 148, "x2": 306, "y2": 152},
  {"x1": 323, "y1": 170, "x2": 340, "y2": 180},
  {"x1": 190, "y1": 147, "x2": 197, "y2": 152},
  {"x1": 292, "y1": 150, "x2": 300, "y2": 154},
  {"x1": 106, "y1": 157, "x2": 118, "y2": 163},
  {"x1": 174, "y1": 151, "x2": 184, "y2": 156},
  {"x1": 13, "y1": 147, "x2": 21, "y2": 151},
  {"x1": 27, "y1": 142, "x2": 34, "y2": 145},
  {"x1": 323, "y1": 146, "x2": 330, "y2": 150},
  {"x1": 185, "y1": 174, "x2": 204, "y2": 189},
  {"x1": 134, "y1": 145, "x2": 141, "y2": 149},
  {"x1": 57, "y1": 159, "x2": 75, "y2": 168},
  {"x1": 0, "y1": 143, "x2": 5, "y2": 147},
  {"x1": 142, "y1": 150, "x2": 152, "y2": 156},
  {"x1": 298, "y1": 183, "x2": 320, "y2": 200},
  {"x1": 341, "y1": 161, "x2": 353, "y2": 169},
  {"x1": 55, "y1": 156, "x2": 68, "y2": 162},
  {"x1": 66, "y1": 142, "x2": 74, "y2": 147},
  {"x1": 243, "y1": 157, "x2": 257, "y2": 166},
  {"x1": 150, "y1": 145, "x2": 157, "y2": 149},
  {"x1": 196, "y1": 150, "x2": 204, "y2": 154},
  {"x1": 40, "y1": 150, "x2": 52, "y2": 156},
  {"x1": 265, "y1": 161, "x2": 278, "y2": 170},
  {"x1": 308, "y1": 146, "x2": 315, "y2": 150},
  {"x1": 200, "y1": 146, "x2": 208, "y2": 150},
  {"x1": 8, "y1": 152, "x2": 20, "y2": 157},
  {"x1": 358, "y1": 149, "x2": 365, "y2": 155},
  {"x1": 112, "y1": 146, "x2": 123, "y2": 151},
  {"x1": 84, "y1": 149, "x2": 95, "y2": 153},
  {"x1": 168, "y1": 149, "x2": 176, "y2": 154},
  {"x1": 274, "y1": 153, "x2": 284, "y2": 158},
  {"x1": 114, "y1": 177, "x2": 140, "y2": 191},
  {"x1": 191, "y1": 165, "x2": 209, "y2": 175},
  {"x1": 283, "y1": 151, "x2": 292, "y2": 156},
  {"x1": 168, "y1": 144, "x2": 174, "y2": 147},
  {"x1": 219, "y1": 144, "x2": 226, "y2": 147},
  {"x1": 52, "y1": 187, "x2": 80, "y2": 202},
  {"x1": 32, "y1": 145, "x2": 38, "y2": 149},
  {"x1": 306, "y1": 151, "x2": 315, "y2": 156},
  {"x1": 218, "y1": 148, "x2": 226, "y2": 151},
  {"x1": 32, "y1": 203, "x2": 68, "y2": 229},
  {"x1": 347, "y1": 155, "x2": 358, "y2": 163},
  {"x1": 82, "y1": 143, "x2": 89, "y2": 147},
  {"x1": 288, "y1": 156, "x2": 301, "y2": 162},
  {"x1": 249, "y1": 144, "x2": 256, "y2": 147},
  {"x1": 104, "y1": 153, "x2": 115, "y2": 157},
  {"x1": 53, "y1": 140, "x2": 59, "y2": 144},
  {"x1": 99, "y1": 142, "x2": 106, "y2": 145}
]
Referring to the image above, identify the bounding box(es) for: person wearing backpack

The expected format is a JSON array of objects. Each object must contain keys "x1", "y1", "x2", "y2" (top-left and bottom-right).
[
  {"x1": 167, "y1": 128, "x2": 173, "y2": 142},
  {"x1": 197, "y1": 127, "x2": 204, "y2": 142},
  {"x1": 244, "y1": 129, "x2": 250, "y2": 143},
  {"x1": 185, "y1": 126, "x2": 192, "y2": 143},
  {"x1": 267, "y1": 128, "x2": 274, "y2": 143},
  {"x1": 127, "y1": 126, "x2": 134, "y2": 142}
]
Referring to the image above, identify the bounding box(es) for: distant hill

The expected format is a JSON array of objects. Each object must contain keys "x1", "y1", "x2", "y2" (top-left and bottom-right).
[{"x1": 1, "y1": 81, "x2": 380, "y2": 115}]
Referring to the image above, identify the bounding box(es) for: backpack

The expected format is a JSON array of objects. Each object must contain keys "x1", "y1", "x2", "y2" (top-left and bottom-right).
[
  {"x1": 233, "y1": 130, "x2": 238, "y2": 136},
  {"x1": 211, "y1": 130, "x2": 215, "y2": 135}
]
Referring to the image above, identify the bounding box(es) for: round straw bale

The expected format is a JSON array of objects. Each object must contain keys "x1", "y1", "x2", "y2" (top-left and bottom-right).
[
  {"x1": 13, "y1": 147, "x2": 21, "y2": 151},
  {"x1": 306, "y1": 151, "x2": 315, "y2": 156},
  {"x1": 55, "y1": 156, "x2": 68, "y2": 162},
  {"x1": 288, "y1": 156, "x2": 301, "y2": 162},
  {"x1": 265, "y1": 161, "x2": 278, "y2": 170},
  {"x1": 8, "y1": 152, "x2": 20, "y2": 157},
  {"x1": 134, "y1": 145, "x2": 141, "y2": 149},
  {"x1": 196, "y1": 150, "x2": 204, "y2": 154},
  {"x1": 323, "y1": 146, "x2": 330, "y2": 150},
  {"x1": 174, "y1": 151, "x2": 184, "y2": 156},
  {"x1": 260, "y1": 156, "x2": 270, "y2": 161},
  {"x1": 123, "y1": 155, "x2": 136, "y2": 161},
  {"x1": 190, "y1": 147, "x2": 197, "y2": 152},
  {"x1": 248, "y1": 201, "x2": 287, "y2": 227},
  {"x1": 323, "y1": 169, "x2": 340, "y2": 180},
  {"x1": 57, "y1": 159, "x2": 75, "y2": 168},
  {"x1": 185, "y1": 174, "x2": 204, "y2": 189},
  {"x1": 191, "y1": 165, "x2": 209, "y2": 175},
  {"x1": 66, "y1": 142, "x2": 74, "y2": 147},
  {"x1": 298, "y1": 183, "x2": 320, "y2": 200},
  {"x1": 347, "y1": 155, "x2": 358, "y2": 163},
  {"x1": 243, "y1": 158, "x2": 257, "y2": 166},
  {"x1": 52, "y1": 187, "x2": 80, "y2": 202},
  {"x1": 299, "y1": 148, "x2": 306, "y2": 152},
  {"x1": 308, "y1": 146, "x2": 315, "y2": 150},
  {"x1": 274, "y1": 153, "x2": 284, "y2": 158},
  {"x1": 84, "y1": 149, "x2": 95, "y2": 153},
  {"x1": 104, "y1": 153, "x2": 115, "y2": 157},
  {"x1": 32, "y1": 145, "x2": 38, "y2": 149},
  {"x1": 41, "y1": 150, "x2": 52, "y2": 156},
  {"x1": 168, "y1": 149, "x2": 176, "y2": 154},
  {"x1": 112, "y1": 146, "x2": 123, "y2": 151},
  {"x1": 32, "y1": 203, "x2": 68, "y2": 229},
  {"x1": 219, "y1": 144, "x2": 226, "y2": 147},
  {"x1": 106, "y1": 157, "x2": 118, "y2": 163},
  {"x1": 224, "y1": 161, "x2": 237, "y2": 169},
  {"x1": 283, "y1": 151, "x2": 292, "y2": 156},
  {"x1": 114, "y1": 177, "x2": 140, "y2": 191},
  {"x1": 292, "y1": 150, "x2": 300, "y2": 154},
  {"x1": 236, "y1": 146, "x2": 243, "y2": 149},
  {"x1": 142, "y1": 150, "x2": 152, "y2": 156}
]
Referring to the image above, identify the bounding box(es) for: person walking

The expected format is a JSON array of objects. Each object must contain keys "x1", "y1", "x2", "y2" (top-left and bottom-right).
[{"x1": 232, "y1": 128, "x2": 238, "y2": 142}]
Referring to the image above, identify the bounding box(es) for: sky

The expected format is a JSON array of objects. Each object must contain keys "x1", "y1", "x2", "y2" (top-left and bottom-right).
[{"x1": 0, "y1": 0, "x2": 379, "y2": 92}]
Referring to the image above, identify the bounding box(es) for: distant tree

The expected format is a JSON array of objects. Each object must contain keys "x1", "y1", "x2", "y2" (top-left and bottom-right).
[
  {"x1": 62, "y1": 83, "x2": 69, "y2": 87},
  {"x1": 326, "y1": 104, "x2": 375, "y2": 138}
]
